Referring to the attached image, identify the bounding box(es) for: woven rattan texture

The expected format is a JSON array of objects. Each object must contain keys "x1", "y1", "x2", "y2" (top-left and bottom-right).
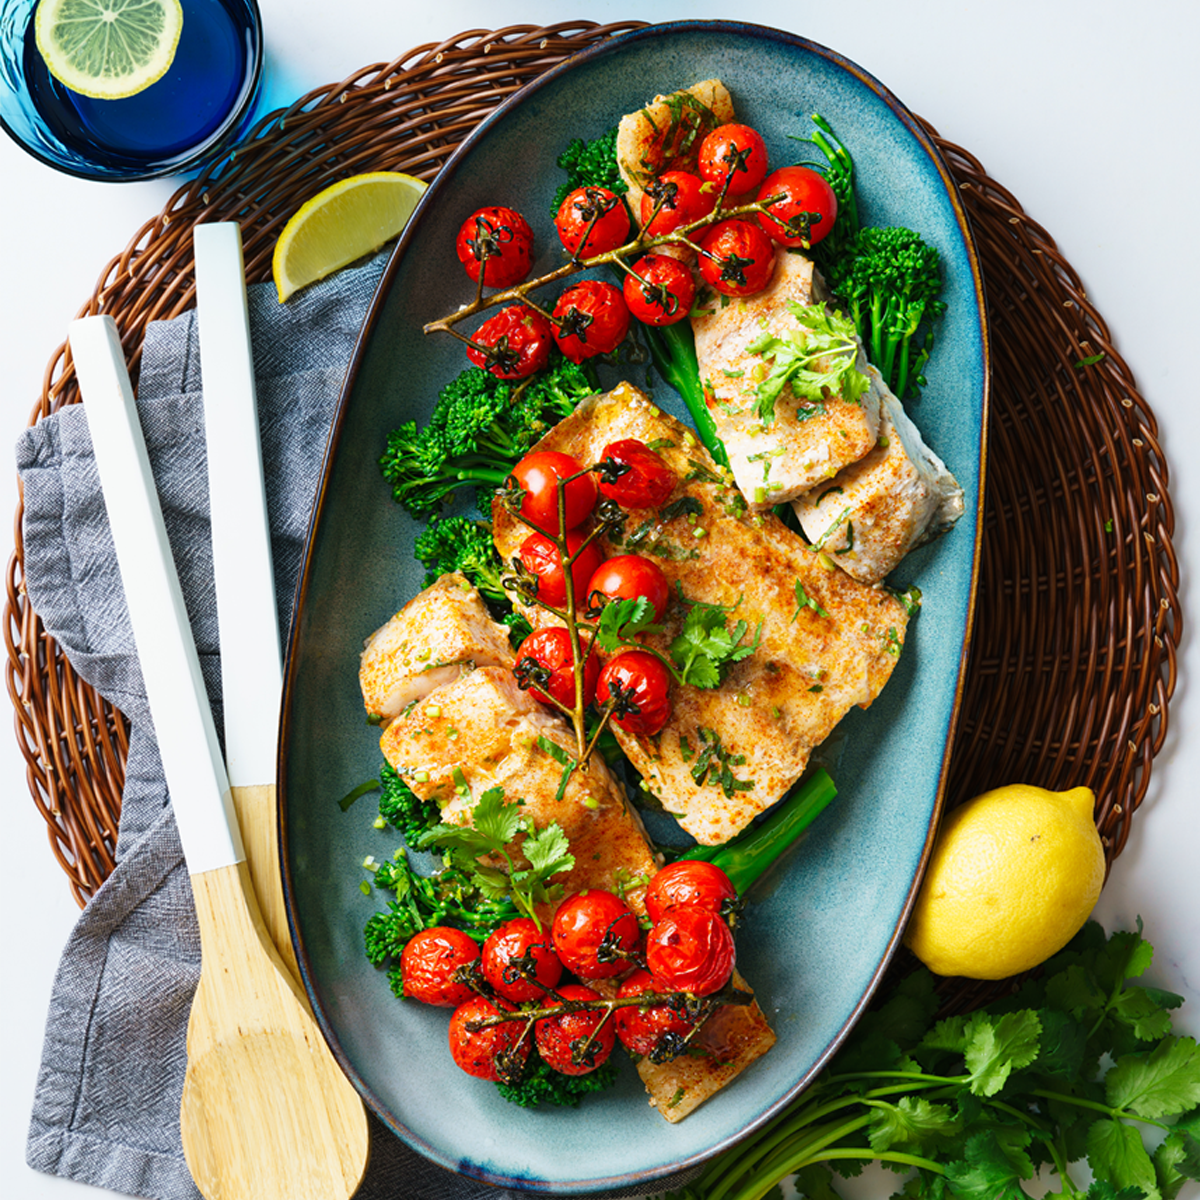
[{"x1": 5, "y1": 23, "x2": 1181, "y2": 935}]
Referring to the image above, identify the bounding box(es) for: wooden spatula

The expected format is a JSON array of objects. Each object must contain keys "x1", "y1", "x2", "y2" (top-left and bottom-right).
[{"x1": 68, "y1": 314, "x2": 369, "y2": 1200}]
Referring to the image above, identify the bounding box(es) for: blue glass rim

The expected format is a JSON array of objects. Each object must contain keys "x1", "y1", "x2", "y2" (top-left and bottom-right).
[{"x1": 0, "y1": 0, "x2": 264, "y2": 183}]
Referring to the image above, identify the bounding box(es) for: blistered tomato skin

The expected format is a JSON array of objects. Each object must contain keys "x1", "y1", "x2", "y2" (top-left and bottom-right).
[
  {"x1": 552, "y1": 280, "x2": 630, "y2": 362},
  {"x1": 448, "y1": 995, "x2": 529, "y2": 1082},
  {"x1": 622, "y1": 254, "x2": 697, "y2": 327},
  {"x1": 646, "y1": 906, "x2": 736, "y2": 997},
  {"x1": 514, "y1": 626, "x2": 600, "y2": 710},
  {"x1": 509, "y1": 450, "x2": 596, "y2": 534},
  {"x1": 551, "y1": 889, "x2": 642, "y2": 979},
  {"x1": 481, "y1": 917, "x2": 564, "y2": 1002},
  {"x1": 518, "y1": 528, "x2": 606, "y2": 610},
  {"x1": 756, "y1": 166, "x2": 838, "y2": 249},
  {"x1": 698, "y1": 123, "x2": 769, "y2": 197},
  {"x1": 645, "y1": 860, "x2": 739, "y2": 924},
  {"x1": 614, "y1": 968, "x2": 697, "y2": 1058},
  {"x1": 535, "y1": 983, "x2": 616, "y2": 1076},
  {"x1": 586, "y1": 555, "x2": 671, "y2": 624},
  {"x1": 596, "y1": 650, "x2": 673, "y2": 737},
  {"x1": 596, "y1": 438, "x2": 677, "y2": 509},
  {"x1": 555, "y1": 186, "x2": 632, "y2": 258},
  {"x1": 466, "y1": 305, "x2": 553, "y2": 379},
  {"x1": 698, "y1": 219, "x2": 776, "y2": 298},
  {"x1": 639, "y1": 170, "x2": 716, "y2": 238},
  {"x1": 400, "y1": 926, "x2": 481, "y2": 1007},
  {"x1": 455, "y1": 206, "x2": 535, "y2": 288}
]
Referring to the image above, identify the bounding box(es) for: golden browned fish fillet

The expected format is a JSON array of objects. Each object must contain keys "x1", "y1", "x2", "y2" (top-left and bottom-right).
[
  {"x1": 360, "y1": 579, "x2": 776, "y2": 1116},
  {"x1": 615, "y1": 79, "x2": 735, "y2": 219},
  {"x1": 492, "y1": 383, "x2": 910, "y2": 845}
]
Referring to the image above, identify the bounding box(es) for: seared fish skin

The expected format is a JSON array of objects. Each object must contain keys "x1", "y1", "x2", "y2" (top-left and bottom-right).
[
  {"x1": 692, "y1": 249, "x2": 882, "y2": 510},
  {"x1": 359, "y1": 572, "x2": 515, "y2": 721},
  {"x1": 492, "y1": 383, "x2": 910, "y2": 845},
  {"x1": 793, "y1": 376, "x2": 965, "y2": 585}
]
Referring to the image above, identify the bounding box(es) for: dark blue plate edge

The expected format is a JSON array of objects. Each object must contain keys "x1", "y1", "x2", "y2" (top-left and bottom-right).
[{"x1": 277, "y1": 19, "x2": 991, "y2": 1194}]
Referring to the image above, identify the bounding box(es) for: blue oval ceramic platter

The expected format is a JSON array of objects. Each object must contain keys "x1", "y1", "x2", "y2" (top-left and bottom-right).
[{"x1": 279, "y1": 21, "x2": 988, "y2": 1195}]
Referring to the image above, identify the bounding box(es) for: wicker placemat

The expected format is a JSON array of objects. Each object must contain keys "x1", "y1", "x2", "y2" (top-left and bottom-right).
[{"x1": 4, "y1": 21, "x2": 1180, "y2": 938}]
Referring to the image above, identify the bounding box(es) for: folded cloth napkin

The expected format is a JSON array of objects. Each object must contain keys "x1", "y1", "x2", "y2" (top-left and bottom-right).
[{"x1": 18, "y1": 251, "x2": 681, "y2": 1200}]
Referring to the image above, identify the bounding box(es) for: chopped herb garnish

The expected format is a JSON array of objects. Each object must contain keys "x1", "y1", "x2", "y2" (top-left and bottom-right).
[
  {"x1": 670, "y1": 597, "x2": 763, "y2": 688},
  {"x1": 792, "y1": 580, "x2": 830, "y2": 622},
  {"x1": 689, "y1": 727, "x2": 754, "y2": 797},
  {"x1": 684, "y1": 459, "x2": 724, "y2": 485}
]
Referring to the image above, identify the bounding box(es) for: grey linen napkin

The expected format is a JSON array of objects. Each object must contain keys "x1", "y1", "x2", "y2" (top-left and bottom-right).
[{"x1": 17, "y1": 251, "x2": 682, "y2": 1200}]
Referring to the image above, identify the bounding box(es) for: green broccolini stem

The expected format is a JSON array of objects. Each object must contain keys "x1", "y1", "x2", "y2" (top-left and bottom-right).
[{"x1": 641, "y1": 323, "x2": 729, "y2": 468}]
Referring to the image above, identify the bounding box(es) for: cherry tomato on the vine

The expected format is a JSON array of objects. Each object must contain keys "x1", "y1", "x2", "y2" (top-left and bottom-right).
[
  {"x1": 698, "y1": 123, "x2": 769, "y2": 197},
  {"x1": 448, "y1": 995, "x2": 529, "y2": 1082},
  {"x1": 646, "y1": 906, "x2": 736, "y2": 997},
  {"x1": 455, "y1": 206, "x2": 535, "y2": 288},
  {"x1": 586, "y1": 555, "x2": 671, "y2": 624},
  {"x1": 481, "y1": 917, "x2": 564, "y2": 1003},
  {"x1": 534, "y1": 983, "x2": 616, "y2": 1076},
  {"x1": 596, "y1": 650, "x2": 673, "y2": 737},
  {"x1": 518, "y1": 528, "x2": 606, "y2": 610},
  {"x1": 551, "y1": 889, "x2": 641, "y2": 980},
  {"x1": 698, "y1": 219, "x2": 776, "y2": 298},
  {"x1": 466, "y1": 305, "x2": 553, "y2": 379},
  {"x1": 509, "y1": 450, "x2": 596, "y2": 534},
  {"x1": 400, "y1": 926, "x2": 480, "y2": 1007},
  {"x1": 595, "y1": 437, "x2": 677, "y2": 509},
  {"x1": 554, "y1": 186, "x2": 631, "y2": 258},
  {"x1": 639, "y1": 170, "x2": 716, "y2": 239},
  {"x1": 645, "y1": 860, "x2": 739, "y2": 925},
  {"x1": 513, "y1": 626, "x2": 600, "y2": 710},
  {"x1": 552, "y1": 279, "x2": 630, "y2": 362},
  {"x1": 614, "y1": 968, "x2": 697, "y2": 1058},
  {"x1": 755, "y1": 166, "x2": 838, "y2": 249},
  {"x1": 622, "y1": 254, "x2": 697, "y2": 328}
]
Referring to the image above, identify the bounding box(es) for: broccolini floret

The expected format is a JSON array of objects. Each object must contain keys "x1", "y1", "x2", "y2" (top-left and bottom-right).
[
  {"x1": 823, "y1": 225, "x2": 946, "y2": 402},
  {"x1": 496, "y1": 1052, "x2": 619, "y2": 1108},
  {"x1": 377, "y1": 762, "x2": 441, "y2": 845},
  {"x1": 550, "y1": 126, "x2": 627, "y2": 216},
  {"x1": 380, "y1": 355, "x2": 599, "y2": 518},
  {"x1": 413, "y1": 515, "x2": 507, "y2": 602}
]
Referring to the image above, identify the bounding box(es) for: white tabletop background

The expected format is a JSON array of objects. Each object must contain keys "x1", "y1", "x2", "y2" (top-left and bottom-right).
[{"x1": 2, "y1": 2, "x2": 1197, "y2": 1198}]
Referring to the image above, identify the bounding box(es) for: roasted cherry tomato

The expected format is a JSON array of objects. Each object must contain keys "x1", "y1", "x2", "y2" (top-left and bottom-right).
[
  {"x1": 448, "y1": 995, "x2": 529, "y2": 1082},
  {"x1": 698, "y1": 123, "x2": 769, "y2": 197},
  {"x1": 534, "y1": 983, "x2": 616, "y2": 1076},
  {"x1": 466, "y1": 304, "x2": 553, "y2": 379},
  {"x1": 518, "y1": 528, "x2": 606, "y2": 610},
  {"x1": 614, "y1": 968, "x2": 697, "y2": 1058},
  {"x1": 554, "y1": 186, "x2": 631, "y2": 258},
  {"x1": 645, "y1": 860, "x2": 739, "y2": 924},
  {"x1": 551, "y1": 889, "x2": 641, "y2": 979},
  {"x1": 481, "y1": 917, "x2": 564, "y2": 1003},
  {"x1": 596, "y1": 650, "x2": 673, "y2": 736},
  {"x1": 513, "y1": 626, "x2": 600, "y2": 710},
  {"x1": 455, "y1": 205, "x2": 535, "y2": 288},
  {"x1": 639, "y1": 170, "x2": 716, "y2": 238},
  {"x1": 622, "y1": 254, "x2": 697, "y2": 328},
  {"x1": 586, "y1": 555, "x2": 671, "y2": 624},
  {"x1": 552, "y1": 279, "x2": 630, "y2": 362},
  {"x1": 509, "y1": 450, "x2": 596, "y2": 534},
  {"x1": 646, "y1": 906, "x2": 736, "y2": 997},
  {"x1": 698, "y1": 219, "x2": 776, "y2": 298},
  {"x1": 400, "y1": 925, "x2": 481, "y2": 1007},
  {"x1": 755, "y1": 166, "x2": 838, "y2": 249},
  {"x1": 596, "y1": 437, "x2": 677, "y2": 509}
]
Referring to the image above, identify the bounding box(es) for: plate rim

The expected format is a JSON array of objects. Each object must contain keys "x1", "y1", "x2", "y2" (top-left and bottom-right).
[{"x1": 279, "y1": 18, "x2": 990, "y2": 1192}]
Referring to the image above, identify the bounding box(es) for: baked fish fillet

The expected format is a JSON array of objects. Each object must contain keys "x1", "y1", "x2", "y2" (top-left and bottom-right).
[
  {"x1": 692, "y1": 248, "x2": 882, "y2": 510},
  {"x1": 615, "y1": 78, "x2": 734, "y2": 220},
  {"x1": 793, "y1": 379, "x2": 965, "y2": 585},
  {"x1": 492, "y1": 383, "x2": 909, "y2": 845}
]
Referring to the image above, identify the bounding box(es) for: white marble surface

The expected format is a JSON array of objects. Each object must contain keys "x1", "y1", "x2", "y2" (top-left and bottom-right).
[{"x1": 1, "y1": 2, "x2": 1197, "y2": 1197}]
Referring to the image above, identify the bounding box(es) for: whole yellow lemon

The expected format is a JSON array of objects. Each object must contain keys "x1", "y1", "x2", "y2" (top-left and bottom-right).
[{"x1": 904, "y1": 784, "x2": 1105, "y2": 980}]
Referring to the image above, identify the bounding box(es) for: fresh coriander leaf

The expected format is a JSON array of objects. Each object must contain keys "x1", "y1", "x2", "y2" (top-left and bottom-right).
[
  {"x1": 594, "y1": 595, "x2": 662, "y2": 653},
  {"x1": 1046, "y1": 963, "x2": 1107, "y2": 1020},
  {"x1": 1095, "y1": 921, "x2": 1155, "y2": 992},
  {"x1": 1085, "y1": 1184, "x2": 1152, "y2": 1200},
  {"x1": 519, "y1": 822, "x2": 575, "y2": 883},
  {"x1": 1106, "y1": 1036, "x2": 1200, "y2": 1119},
  {"x1": 1031, "y1": 1007, "x2": 1090, "y2": 1084},
  {"x1": 1154, "y1": 1127, "x2": 1200, "y2": 1200},
  {"x1": 866, "y1": 1095, "x2": 960, "y2": 1153},
  {"x1": 472, "y1": 785, "x2": 521, "y2": 847},
  {"x1": 669, "y1": 600, "x2": 762, "y2": 688},
  {"x1": 1086, "y1": 1117, "x2": 1159, "y2": 1198},
  {"x1": 1111, "y1": 985, "x2": 1184, "y2": 1043},
  {"x1": 790, "y1": 1164, "x2": 841, "y2": 1200},
  {"x1": 943, "y1": 1130, "x2": 1031, "y2": 1200},
  {"x1": 963, "y1": 1010, "x2": 1041, "y2": 1097}
]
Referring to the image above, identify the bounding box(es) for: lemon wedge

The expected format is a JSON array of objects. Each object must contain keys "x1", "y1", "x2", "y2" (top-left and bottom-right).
[
  {"x1": 36, "y1": 0, "x2": 184, "y2": 101},
  {"x1": 272, "y1": 173, "x2": 428, "y2": 302}
]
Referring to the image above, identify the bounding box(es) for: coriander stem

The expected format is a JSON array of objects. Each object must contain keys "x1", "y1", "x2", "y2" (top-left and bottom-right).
[{"x1": 1030, "y1": 1088, "x2": 1171, "y2": 1131}]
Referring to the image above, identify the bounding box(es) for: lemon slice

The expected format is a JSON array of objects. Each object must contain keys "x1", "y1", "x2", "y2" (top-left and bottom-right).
[
  {"x1": 272, "y1": 173, "x2": 428, "y2": 302},
  {"x1": 36, "y1": 0, "x2": 185, "y2": 101}
]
